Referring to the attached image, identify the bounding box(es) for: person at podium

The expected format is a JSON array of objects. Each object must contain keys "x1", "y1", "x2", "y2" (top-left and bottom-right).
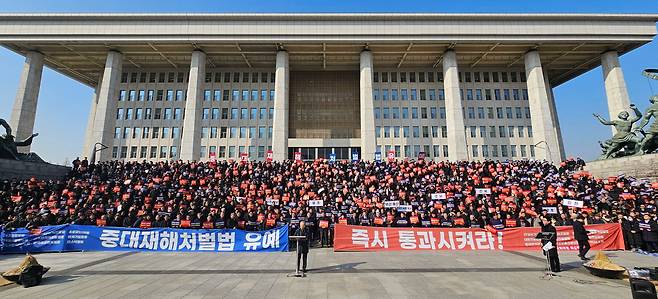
[
  {"x1": 294, "y1": 220, "x2": 312, "y2": 273},
  {"x1": 541, "y1": 216, "x2": 561, "y2": 272}
]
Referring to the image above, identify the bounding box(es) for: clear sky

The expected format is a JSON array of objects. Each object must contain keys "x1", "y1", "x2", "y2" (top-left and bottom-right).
[{"x1": 0, "y1": 0, "x2": 657, "y2": 165}]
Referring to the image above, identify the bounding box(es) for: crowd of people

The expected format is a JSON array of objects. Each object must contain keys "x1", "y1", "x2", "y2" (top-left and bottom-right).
[{"x1": 1, "y1": 157, "x2": 657, "y2": 252}]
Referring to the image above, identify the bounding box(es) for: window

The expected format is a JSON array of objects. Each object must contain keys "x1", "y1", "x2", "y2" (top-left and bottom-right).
[
  {"x1": 467, "y1": 107, "x2": 475, "y2": 119},
  {"x1": 472, "y1": 145, "x2": 479, "y2": 158},
  {"x1": 251, "y1": 108, "x2": 257, "y2": 120},
  {"x1": 515, "y1": 107, "x2": 523, "y2": 119},
  {"x1": 477, "y1": 107, "x2": 485, "y2": 119},
  {"x1": 156, "y1": 90, "x2": 163, "y2": 101},
  {"x1": 504, "y1": 89, "x2": 511, "y2": 101},
  {"x1": 411, "y1": 108, "x2": 419, "y2": 119},
  {"x1": 152, "y1": 127, "x2": 160, "y2": 139},
  {"x1": 412, "y1": 126, "x2": 420, "y2": 138},
  {"x1": 241, "y1": 108, "x2": 248, "y2": 119},
  {"x1": 411, "y1": 89, "x2": 417, "y2": 101},
  {"x1": 160, "y1": 146, "x2": 167, "y2": 158},
  {"x1": 439, "y1": 108, "x2": 446, "y2": 119},
  {"x1": 499, "y1": 126, "x2": 506, "y2": 138},
  {"x1": 116, "y1": 108, "x2": 124, "y2": 120},
  {"x1": 142, "y1": 127, "x2": 149, "y2": 139},
  {"x1": 147, "y1": 90, "x2": 154, "y2": 101},
  {"x1": 114, "y1": 127, "x2": 121, "y2": 139},
  {"x1": 119, "y1": 90, "x2": 126, "y2": 101},
  {"x1": 232, "y1": 90, "x2": 239, "y2": 101},
  {"x1": 402, "y1": 108, "x2": 409, "y2": 119},
  {"x1": 135, "y1": 108, "x2": 143, "y2": 120},
  {"x1": 242, "y1": 90, "x2": 249, "y2": 101},
  {"x1": 489, "y1": 126, "x2": 496, "y2": 138},
  {"x1": 125, "y1": 108, "x2": 132, "y2": 120},
  {"x1": 129, "y1": 90, "x2": 136, "y2": 101},
  {"x1": 494, "y1": 89, "x2": 501, "y2": 101},
  {"x1": 470, "y1": 126, "x2": 476, "y2": 138},
  {"x1": 251, "y1": 90, "x2": 258, "y2": 101},
  {"x1": 479, "y1": 126, "x2": 486, "y2": 138},
  {"x1": 513, "y1": 89, "x2": 520, "y2": 101},
  {"x1": 212, "y1": 108, "x2": 219, "y2": 120},
  {"x1": 210, "y1": 127, "x2": 217, "y2": 138},
  {"x1": 231, "y1": 108, "x2": 238, "y2": 119},
  {"x1": 166, "y1": 90, "x2": 173, "y2": 101},
  {"x1": 202, "y1": 108, "x2": 209, "y2": 120},
  {"x1": 174, "y1": 108, "x2": 182, "y2": 120},
  {"x1": 214, "y1": 90, "x2": 221, "y2": 101},
  {"x1": 163, "y1": 108, "x2": 172, "y2": 120},
  {"x1": 518, "y1": 126, "x2": 525, "y2": 138},
  {"x1": 430, "y1": 107, "x2": 437, "y2": 119},
  {"x1": 138, "y1": 90, "x2": 145, "y2": 101},
  {"x1": 176, "y1": 90, "x2": 184, "y2": 101},
  {"x1": 485, "y1": 89, "x2": 492, "y2": 101},
  {"x1": 120, "y1": 146, "x2": 127, "y2": 158}
]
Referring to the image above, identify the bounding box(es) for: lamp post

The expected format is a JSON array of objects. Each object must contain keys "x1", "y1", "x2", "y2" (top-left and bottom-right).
[{"x1": 534, "y1": 140, "x2": 554, "y2": 164}]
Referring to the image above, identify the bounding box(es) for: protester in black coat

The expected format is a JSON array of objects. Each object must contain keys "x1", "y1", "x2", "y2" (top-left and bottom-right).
[
  {"x1": 639, "y1": 214, "x2": 658, "y2": 253},
  {"x1": 541, "y1": 217, "x2": 560, "y2": 272},
  {"x1": 294, "y1": 220, "x2": 312, "y2": 273},
  {"x1": 573, "y1": 216, "x2": 590, "y2": 260}
]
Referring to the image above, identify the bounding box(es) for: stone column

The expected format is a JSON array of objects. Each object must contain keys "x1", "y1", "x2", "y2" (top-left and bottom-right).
[
  {"x1": 525, "y1": 50, "x2": 560, "y2": 164},
  {"x1": 82, "y1": 81, "x2": 101, "y2": 159},
  {"x1": 271, "y1": 50, "x2": 289, "y2": 161},
  {"x1": 180, "y1": 50, "x2": 206, "y2": 161},
  {"x1": 9, "y1": 51, "x2": 44, "y2": 153},
  {"x1": 359, "y1": 50, "x2": 377, "y2": 161},
  {"x1": 543, "y1": 70, "x2": 566, "y2": 162},
  {"x1": 442, "y1": 50, "x2": 468, "y2": 161},
  {"x1": 601, "y1": 50, "x2": 631, "y2": 135},
  {"x1": 90, "y1": 50, "x2": 122, "y2": 162}
]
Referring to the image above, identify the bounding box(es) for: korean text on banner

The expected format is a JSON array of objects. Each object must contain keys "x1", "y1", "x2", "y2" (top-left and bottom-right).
[
  {"x1": 0, "y1": 225, "x2": 289, "y2": 253},
  {"x1": 333, "y1": 223, "x2": 624, "y2": 252}
]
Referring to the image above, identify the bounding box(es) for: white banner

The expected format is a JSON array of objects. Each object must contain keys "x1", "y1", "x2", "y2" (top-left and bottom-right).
[
  {"x1": 397, "y1": 205, "x2": 413, "y2": 212},
  {"x1": 431, "y1": 193, "x2": 447, "y2": 200},
  {"x1": 384, "y1": 201, "x2": 400, "y2": 208},
  {"x1": 563, "y1": 199, "x2": 584, "y2": 208},
  {"x1": 542, "y1": 207, "x2": 558, "y2": 214},
  {"x1": 475, "y1": 188, "x2": 491, "y2": 195},
  {"x1": 308, "y1": 200, "x2": 324, "y2": 207},
  {"x1": 266, "y1": 198, "x2": 279, "y2": 206}
]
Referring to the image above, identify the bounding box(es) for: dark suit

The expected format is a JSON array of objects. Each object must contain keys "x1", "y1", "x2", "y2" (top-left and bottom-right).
[
  {"x1": 541, "y1": 223, "x2": 560, "y2": 272},
  {"x1": 294, "y1": 226, "x2": 311, "y2": 272},
  {"x1": 573, "y1": 221, "x2": 590, "y2": 258}
]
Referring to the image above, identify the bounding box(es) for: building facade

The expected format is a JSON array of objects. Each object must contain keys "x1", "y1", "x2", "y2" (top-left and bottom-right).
[{"x1": 1, "y1": 13, "x2": 657, "y2": 163}]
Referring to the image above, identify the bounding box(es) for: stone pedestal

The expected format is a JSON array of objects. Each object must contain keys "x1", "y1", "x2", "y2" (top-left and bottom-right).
[
  {"x1": 0, "y1": 159, "x2": 70, "y2": 180},
  {"x1": 584, "y1": 153, "x2": 658, "y2": 181}
]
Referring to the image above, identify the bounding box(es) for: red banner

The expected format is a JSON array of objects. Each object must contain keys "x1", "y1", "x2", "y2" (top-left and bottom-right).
[{"x1": 333, "y1": 223, "x2": 625, "y2": 252}]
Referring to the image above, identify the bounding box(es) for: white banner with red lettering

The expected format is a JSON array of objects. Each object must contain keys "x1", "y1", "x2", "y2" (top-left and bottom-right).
[{"x1": 333, "y1": 223, "x2": 625, "y2": 251}]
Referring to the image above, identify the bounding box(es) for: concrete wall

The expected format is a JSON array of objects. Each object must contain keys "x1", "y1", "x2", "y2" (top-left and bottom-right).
[
  {"x1": 0, "y1": 160, "x2": 70, "y2": 181},
  {"x1": 585, "y1": 153, "x2": 658, "y2": 181}
]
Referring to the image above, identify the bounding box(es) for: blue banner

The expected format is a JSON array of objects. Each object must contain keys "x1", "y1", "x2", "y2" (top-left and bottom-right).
[{"x1": 0, "y1": 225, "x2": 289, "y2": 254}]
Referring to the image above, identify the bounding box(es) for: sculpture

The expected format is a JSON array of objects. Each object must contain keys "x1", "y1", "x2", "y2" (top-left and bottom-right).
[
  {"x1": 0, "y1": 118, "x2": 43, "y2": 162},
  {"x1": 635, "y1": 95, "x2": 658, "y2": 155},
  {"x1": 594, "y1": 104, "x2": 642, "y2": 159}
]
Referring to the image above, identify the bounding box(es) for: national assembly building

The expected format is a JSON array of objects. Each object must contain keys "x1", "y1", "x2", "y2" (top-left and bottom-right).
[{"x1": 1, "y1": 13, "x2": 657, "y2": 163}]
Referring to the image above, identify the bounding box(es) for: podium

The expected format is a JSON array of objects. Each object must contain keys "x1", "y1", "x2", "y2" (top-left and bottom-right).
[
  {"x1": 288, "y1": 235, "x2": 307, "y2": 278},
  {"x1": 535, "y1": 232, "x2": 556, "y2": 279}
]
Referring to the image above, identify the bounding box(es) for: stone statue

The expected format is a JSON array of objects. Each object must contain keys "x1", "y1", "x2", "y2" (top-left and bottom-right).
[
  {"x1": 635, "y1": 95, "x2": 658, "y2": 155},
  {"x1": 594, "y1": 104, "x2": 643, "y2": 159},
  {"x1": 0, "y1": 118, "x2": 43, "y2": 162}
]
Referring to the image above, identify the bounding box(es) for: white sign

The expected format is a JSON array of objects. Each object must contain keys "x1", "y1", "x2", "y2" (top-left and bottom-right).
[
  {"x1": 384, "y1": 201, "x2": 400, "y2": 208},
  {"x1": 542, "y1": 241, "x2": 554, "y2": 251},
  {"x1": 309, "y1": 200, "x2": 324, "y2": 207},
  {"x1": 563, "y1": 199, "x2": 584, "y2": 208},
  {"x1": 475, "y1": 188, "x2": 492, "y2": 195},
  {"x1": 542, "y1": 207, "x2": 558, "y2": 214},
  {"x1": 397, "y1": 205, "x2": 413, "y2": 212},
  {"x1": 431, "y1": 193, "x2": 447, "y2": 200},
  {"x1": 266, "y1": 198, "x2": 279, "y2": 206}
]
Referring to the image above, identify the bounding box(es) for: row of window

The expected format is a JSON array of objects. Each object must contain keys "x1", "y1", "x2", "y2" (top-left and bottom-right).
[
  {"x1": 373, "y1": 106, "x2": 531, "y2": 120},
  {"x1": 200, "y1": 126, "x2": 273, "y2": 139},
  {"x1": 202, "y1": 89, "x2": 275, "y2": 102},
  {"x1": 373, "y1": 71, "x2": 527, "y2": 84},
  {"x1": 118, "y1": 89, "x2": 276, "y2": 102},
  {"x1": 373, "y1": 88, "x2": 529, "y2": 101},
  {"x1": 114, "y1": 127, "x2": 181, "y2": 139},
  {"x1": 113, "y1": 145, "x2": 179, "y2": 159},
  {"x1": 202, "y1": 108, "x2": 274, "y2": 121},
  {"x1": 113, "y1": 126, "x2": 274, "y2": 140},
  {"x1": 120, "y1": 71, "x2": 276, "y2": 84},
  {"x1": 201, "y1": 145, "x2": 272, "y2": 160},
  {"x1": 116, "y1": 107, "x2": 275, "y2": 121},
  {"x1": 374, "y1": 125, "x2": 533, "y2": 139},
  {"x1": 375, "y1": 144, "x2": 535, "y2": 159},
  {"x1": 116, "y1": 108, "x2": 182, "y2": 121}
]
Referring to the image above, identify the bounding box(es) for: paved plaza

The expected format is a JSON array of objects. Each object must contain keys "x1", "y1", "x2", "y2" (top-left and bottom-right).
[{"x1": 0, "y1": 249, "x2": 655, "y2": 298}]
